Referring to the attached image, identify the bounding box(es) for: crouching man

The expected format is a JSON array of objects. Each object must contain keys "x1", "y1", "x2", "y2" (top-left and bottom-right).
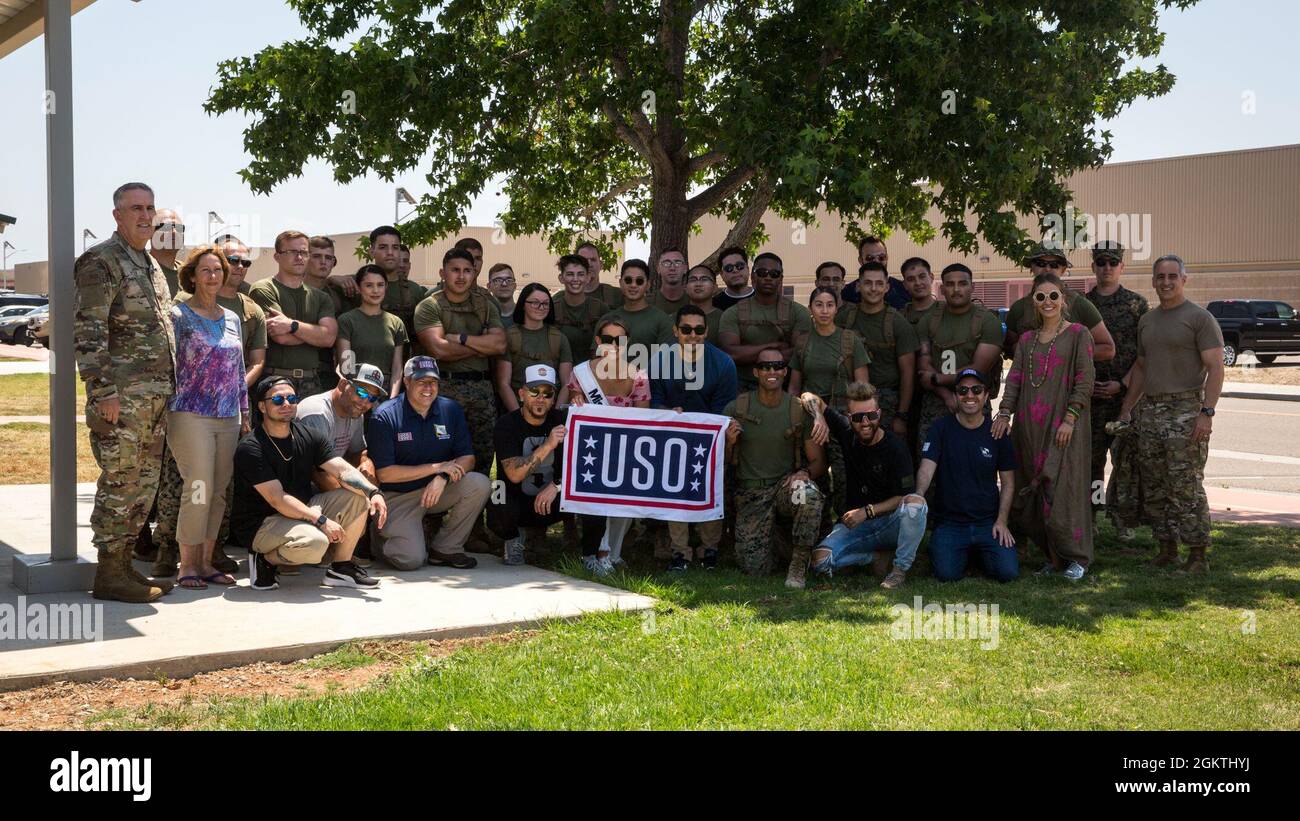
[
  {"x1": 231, "y1": 377, "x2": 388, "y2": 591},
  {"x1": 365, "y1": 356, "x2": 491, "y2": 570},
  {"x1": 801, "y1": 382, "x2": 927, "y2": 589}
]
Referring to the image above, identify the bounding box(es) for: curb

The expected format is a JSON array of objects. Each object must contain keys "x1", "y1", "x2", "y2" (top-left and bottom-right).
[{"x1": 1221, "y1": 389, "x2": 1300, "y2": 403}]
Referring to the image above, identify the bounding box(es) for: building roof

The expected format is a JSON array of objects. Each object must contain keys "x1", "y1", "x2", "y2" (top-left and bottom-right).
[{"x1": 0, "y1": 0, "x2": 99, "y2": 60}]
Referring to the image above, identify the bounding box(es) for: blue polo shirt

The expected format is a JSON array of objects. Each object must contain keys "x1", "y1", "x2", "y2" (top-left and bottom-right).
[{"x1": 365, "y1": 394, "x2": 475, "y2": 494}]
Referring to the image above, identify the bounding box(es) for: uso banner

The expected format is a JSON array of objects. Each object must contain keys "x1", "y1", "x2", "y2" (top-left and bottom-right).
[{"x1": 559, "y1": 405, "x2": 728, "y2": 522}]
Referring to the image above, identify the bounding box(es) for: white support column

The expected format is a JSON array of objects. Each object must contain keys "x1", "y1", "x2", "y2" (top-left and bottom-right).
[{"x1": 13, "y1": 0, "x2": 95, "y2": 593}]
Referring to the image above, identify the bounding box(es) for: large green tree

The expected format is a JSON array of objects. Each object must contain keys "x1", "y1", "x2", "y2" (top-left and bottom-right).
[{"x1": 208, "y1": 0, "x2": 1194, "y2": 266}]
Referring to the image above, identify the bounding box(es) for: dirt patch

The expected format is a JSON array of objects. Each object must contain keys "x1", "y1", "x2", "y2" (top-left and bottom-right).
[
  {"x1": 1223, "y1": 360, "x2": 1300, "y2": 386},
  {"x1": 0, "y1": 633, "x2": 531, "y2": 730}
]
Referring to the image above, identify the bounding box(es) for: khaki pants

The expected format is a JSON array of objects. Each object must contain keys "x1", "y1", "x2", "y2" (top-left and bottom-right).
[
  {"x1": 250, "y1": 488, "x2": 369, "y2": 566},
  {"x1": 377, "y1": 473, "x2": 491, "y2": 570},
  {"x1": 166, "y1": 411, "x2": 239, "y2": 546},
  {"x1": 668, "y1": 519, "x2": 724, "y2": 559}
]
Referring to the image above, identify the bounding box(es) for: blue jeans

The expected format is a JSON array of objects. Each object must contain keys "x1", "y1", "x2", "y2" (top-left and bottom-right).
[
  {"x1": 928, "y1": 520, "x2": 1019, "y2": 582},
  {"x1": 812, "y1": 500, "x2": 928, "y2": 574}
]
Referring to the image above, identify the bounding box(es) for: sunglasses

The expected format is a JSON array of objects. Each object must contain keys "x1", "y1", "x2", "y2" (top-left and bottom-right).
[
  {"x1": 1033, "y1": 291, "x2": 1063, "y2": 303},
  {"x1": 622, "y1": 277, "x2": 646, "y2": 285},
  {"x1": 755, "y1": 360, "x2": 787, "y2": 371},
  {"x1": 752, "y1": 268, "x2": 783, "y2": 280},
  {"x1": 226, "y1": 256, "x2": 253, "y2": 269},
  {"x1": 1032, "y1": 259, "x2": 1066, "y2": 270},
  {"x1": 861, "y1": 253, "x2": 886, "y2": 263},
  {"x1": 598, "y1": 334, "x2": 625, "y2": 345},
  {"x1": 678, "y1": 324, "x2": 707, "y2": 335},
  {"x1": 1094, "y1": 257, "x2": 1121, "y2": 267},
  {"x1": 722, "y1": 262, "x2": 746, "y2": 273},
  {"x1": 526, "y1": 387, "x2": 556, "y2": 399},
  {"x1": 849, "y1": 410, "x2": 881, "y2": 423},
  {"x1": 263, "y1": 393, "x2": 299, "y2": 406},
  {"x1": 955, "y1": 384, "x2": 986, "y2": 396},
  {"x1": 352, "y1": 383, "x2": 380, "y2": 403}
]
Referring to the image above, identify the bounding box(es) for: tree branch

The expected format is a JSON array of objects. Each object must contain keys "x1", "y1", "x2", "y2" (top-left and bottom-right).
[
  {"x1": 688, "y1": 150, "x2": 726, "y2": 173},
  {"x1": 577, "y1": 173, "x2": 652, "y2": 220},
  {"x1": 686, "y1": 164, "x2": 756, "y2": 220},
  {"x1": 699, "y1": 175, "x2": 776, "y2": 270}
]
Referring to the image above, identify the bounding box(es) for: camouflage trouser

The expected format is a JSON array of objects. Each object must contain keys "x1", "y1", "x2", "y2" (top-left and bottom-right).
[
  {"x1": 1136, "y1": 392, "x2": 1210, "y2": 547},
  {"x1": 732, "y1": 476, "x2": 825, "y2": 576},
  {"x1": 1090, "y1": 396, "x2": 1123, "y2": 512},
  {"x1": 152, "y1": 442, "x2": 184, "y2": 552},
  {"x1": 439, "y1": 377, "x2": 496, "y2": 474},
  {"x1": 875, "y1": 386, "x2": 900, "y2": 429},
  {"x1": 825, "y1": 435, "x2": 846, "y2": 518},
  {"x1": 86, "y1": 394, "x2": 168, "y2": 560},
  {"x1": 1106, "y1": 415, "x2": 1144, "y2": 530}
]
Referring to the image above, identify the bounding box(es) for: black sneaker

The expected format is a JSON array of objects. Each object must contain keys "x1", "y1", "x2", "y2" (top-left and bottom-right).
[
  {"x1": 428, "y1": 551, "x2": 478, "y2": 569},
  {"x1": 668, "y1": 552, "x2": 689, "y2": 572},
  {"x1": 250, "y1": 551, "x2": 279, "y2": 591},
  {"x1": 701, "y1": 548, "x2": 718, "y2": 570},
  {"x1": 324, "y1": 560, "x2": 379, "y2": 588}
]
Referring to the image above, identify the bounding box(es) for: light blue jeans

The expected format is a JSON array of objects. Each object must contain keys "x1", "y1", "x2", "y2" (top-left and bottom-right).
[{"x1": 812, "y1": 500, "x2": 928, "y2": 574}]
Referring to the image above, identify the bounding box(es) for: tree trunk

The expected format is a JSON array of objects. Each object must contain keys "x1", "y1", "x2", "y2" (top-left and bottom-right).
[{"x1": 648, "y1": 171, "x2": 691, "y2": 277}]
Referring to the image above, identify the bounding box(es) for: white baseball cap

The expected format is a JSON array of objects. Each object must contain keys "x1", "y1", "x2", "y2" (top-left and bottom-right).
[{"x1": 524, "y1": 364, "x2": 556, "y2": 388}]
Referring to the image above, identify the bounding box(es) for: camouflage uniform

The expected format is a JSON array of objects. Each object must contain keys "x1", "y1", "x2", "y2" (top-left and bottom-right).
[
  {"x1": 732, "y1": 479, "x2": 825, "y2": 575},
  {"x1": 1106, "y1": 404, "x2": 1146, "y2": 530},
  {"x1": 1136, "y1": 391, "x2": 1210, "y2": 546},
  {"x1": 1086, "y1": 285, "x2": 1148, "y2": 519},
  {"x1": 75, "y1": 232, "x2": 176, "y2": 566}
]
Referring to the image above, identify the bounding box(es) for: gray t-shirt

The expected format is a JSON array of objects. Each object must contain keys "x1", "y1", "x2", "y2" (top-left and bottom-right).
[{"x1": 295, "y1": 391, "x2": 365, "y2": 459}]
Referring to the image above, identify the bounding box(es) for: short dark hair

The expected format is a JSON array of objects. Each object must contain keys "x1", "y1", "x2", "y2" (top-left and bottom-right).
[
  {"x1": 513, "y1": 282, "x2": 554, "y2": 325},
  {"x1": 940, "y1": 262, "x2": 973, "y2": 283},
  {"x1": 900, "y1": 256, "x2": 931, "y2": 275},
  {"x1": 753, "y1": 251, "x2": 783, "y2": 269},
  {"x1": 399, "y1": 243, "x2": 410, "y2": 253},
  {"x1": 815, "y1": 261, "x2": 846, "y2": 279},
  {"x1": 454, "y1": 237, "x2": 484, "y2": 253},
  {"x1": 857, "y1": 235, "x2": 886, "y2": 252},
  {"x1": 718, "y1": 246, "x2": 748, "y2": 264},
  {"x1": 676, "y1": 304, "x2": 706, "y2": 323},
  {"x1": 686, "y1": 264, "x2": 716, "y2": 280},
  {"x1": 442, "y1": 247, "x2": 475, "y2": 267},
  {"x1": 658, "y1": 247, "x2": 686, "y2": 262},
  {"x1": 370, "y1": 225, "x2": 401, "y2": 246},
  {"x1": 620, "y1": 259, "x2": 650, "y2": 278},
  {"x1": 354, "y1": 264, "x2": 387, "y2": 285},
  {"x1": 575, "y1": 240, "x2": 600, "y2": 254},
  {"x1": 858, "y1": 261, "x2": 887, "y2": 278},
  {"x1": 557, "y1": 254, "x2": 588, "y2": 273},
  {"x1": 809, "y1": 286, "x2": 839, "y2": 305}
]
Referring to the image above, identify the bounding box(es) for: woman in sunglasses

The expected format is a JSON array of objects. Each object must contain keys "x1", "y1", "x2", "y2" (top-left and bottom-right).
[
  {"x1": 335, "y1": 265, "x2": 408, "y2": 398},
  {"x1": 168, "y1": 246, "x2": 249, "y2": 588},
  {"x1": 789, "y1": 286, "x2": 870, "y2": 518},
  {"x1": 991, "y1": 273, "x2": 1096, "y2": 580},
  {"x1": 565, "y1": 319, "x2": 649, "y2": 575},
  {"x1": 496, "y1": 283, "x2": 573, "y2": 412}
]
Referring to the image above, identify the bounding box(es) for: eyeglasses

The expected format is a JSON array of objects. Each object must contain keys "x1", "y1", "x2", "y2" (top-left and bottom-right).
[
  {"x1": 752, "y1": 268, "x2": 782, "y2": 280},
  {"x1": 849, "y1": 410, "x2": 881, "y2": 423},
  {"x1": 1031, "y1": 259, "x2": 1065, "y2": 270},
  {"x1": 597, "y1": 334, "x2": 625, "y2": 345},
  {"x1": 283, "y1": 249, "x2": 309, "y2": 258},
  {"x1": 526, "y1": 387, "x2": 555, "y2": 399},
  {"x1": 861, "y1": 253, "x2": 886, "y2": 263},
  {"x1": 678, "y1": 324, "x2": 707, "y2": 336},
  {"x1": 955, "y1": 384, "x2": 986, "y2": 396},
  {"x1": 490, "y1": 277, "x2": 516, "y2": 285},
  {"x1": 721, "y1": 262, "x2": 746, "y2": 273},
  {"x1": 755, "y1": 360, "x2": 787, "y2": 371},
  {"x1": 226, "y1": 256, "x2": 253, "y2": 269},
  {"x1": 263, "y1": 393, "x2": 299, "y2": 406},
  {"x1": 1033, "y1": 291, "x2": 1063, "y2": 303},
  {"x1": 352, "y1": 383, "x2": 380, "y2": 403},
  {"x1": 622, "y1": 277, "x2": 646, "y2": 285},
  {"x1": 686, "y1": 276, "x2": 713, "y2": 285},
  {"x1": 659, "y1": 259, "x2": 686, "y2": 268},
  {"x1": 523, "y1": 299, "x2": 550, "y2": 309}
]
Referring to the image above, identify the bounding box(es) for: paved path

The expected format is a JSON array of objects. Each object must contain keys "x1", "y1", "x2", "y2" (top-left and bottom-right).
[
  {"x1": 0, "y1": 415, "x2": 84, "y2": 425},
  {"x1": 0, "y1": 482, "x2": 654, "y2": 690}
]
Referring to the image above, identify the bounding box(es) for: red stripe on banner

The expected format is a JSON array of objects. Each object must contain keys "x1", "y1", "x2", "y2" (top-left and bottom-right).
[
  {"x1": 562, "y1": 493, "x2": 715, "y2": 511},
  {"x1": 569, "y1": 414, "x2": 723, "y2": 432}
]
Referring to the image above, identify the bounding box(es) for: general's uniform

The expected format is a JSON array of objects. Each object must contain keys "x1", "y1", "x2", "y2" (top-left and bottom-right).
[
  {"x1": 1086, "y1": 285, "x2": 1148, "y2": 525},
  {"x1": 74, "y1": 232, "x2": 177, "y2": 574}
]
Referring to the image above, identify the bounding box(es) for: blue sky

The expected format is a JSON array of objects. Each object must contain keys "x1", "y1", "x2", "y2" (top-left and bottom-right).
[{"x1": 1, "y1": 0, "x2": 1297, "y2": 266}]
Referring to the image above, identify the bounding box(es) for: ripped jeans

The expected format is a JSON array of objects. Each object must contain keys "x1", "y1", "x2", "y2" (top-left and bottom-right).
[{"x1": 812, "y1": 499, "x2": 928, "y2": 574}]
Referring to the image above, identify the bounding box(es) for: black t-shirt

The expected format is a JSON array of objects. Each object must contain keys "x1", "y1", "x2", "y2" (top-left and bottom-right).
[
  {"x1": 492, "y1": 408, "x2": 568, "y2": 500},
  {"x1": 712, "y1": 289, "x2": 754, "y2": 312},
  {"x1": 825, "y1": 410, "x2": 914, "y2": 509},
  {"x1": 230, "y1": 420, "x2": 334, "y2": 547},
  {"x1": 920, "y1": 413, "x2": 1016, "y2": 524}
]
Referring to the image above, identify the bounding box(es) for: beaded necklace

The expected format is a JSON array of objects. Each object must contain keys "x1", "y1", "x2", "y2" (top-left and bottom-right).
[{"x1": 1028, "y1": 320, "x2": 1065, "y2": 389}]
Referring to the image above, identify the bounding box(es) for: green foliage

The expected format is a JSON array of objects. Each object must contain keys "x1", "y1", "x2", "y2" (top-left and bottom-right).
[{"x1": 207, "y1": 0, "x2": 1197, "y2": 262}]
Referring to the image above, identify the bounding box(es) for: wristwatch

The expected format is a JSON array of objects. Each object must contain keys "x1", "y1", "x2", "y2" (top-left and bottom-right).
[
  {"x1": 459, "y1": 332, "x2": 468, "y2": 346},
  {"x1": 366, "y1": 487, "x2": 381, "y2": 500},
  {"x1": 290, "y1": 320, "x2": 300, "y2": 335},
  {"x1": 313, "y1": 514, "x2": 328, "y2": 528},
  {"x1": 435, "y1": 471, "x2": 452, "y2": 483},
  {"x1": 1200, "y1": 406, "x2": 1216, "y2": 417}
]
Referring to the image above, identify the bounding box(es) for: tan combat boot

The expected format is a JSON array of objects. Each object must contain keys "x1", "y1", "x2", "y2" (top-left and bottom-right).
[
  {"x1": 785, "y1": 546, "x2": 811, "y2": 589},
  {"x1": 127, "y1": 555, "x2": 174, "y2": 595},
  {"x1": 94, "y1": 551, "x2": 164, "y2": 603},
  {"x1": 1178, "y1": 545, "x2": 1209, "y2": 574},
  {"x1": 1149, "y1": 541, "x2": 1180, "y2": 568},
  {"x1": 151, "y1": 539, "x2": 179, "y2": 578}
]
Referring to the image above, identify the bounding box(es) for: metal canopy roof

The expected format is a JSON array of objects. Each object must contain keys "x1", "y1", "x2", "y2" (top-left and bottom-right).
[{"x1": 0, "y1": 0, "x2": 97, "y2": 60}]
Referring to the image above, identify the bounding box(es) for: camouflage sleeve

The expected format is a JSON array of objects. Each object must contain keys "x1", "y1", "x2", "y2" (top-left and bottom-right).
[{"x1": 73, "y1": 254, "x2": 117, "y2": 401}]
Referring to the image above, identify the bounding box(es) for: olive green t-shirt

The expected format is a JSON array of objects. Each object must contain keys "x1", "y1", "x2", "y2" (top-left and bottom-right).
[
  {"x1": 791, "y1": 327, "x2": 871, "y2": 405},
  {"x1": 177, "y1": 291, "x2": 267, "y2": 361},
  {"x1": 903, "y1": 300, "x2": 942, "y2": 327},
  {"x1": 702, "y1": 306, "x2": 722, "y2": 347},
  {"x1": 834, "y1": 304, "x2": 918, "y2": 390},
  {"x1": 597, "y1": 305, "x2": 674, "y2": 356},
  {"x1": 412, "y1": 290, "x2": 505, "y2": 372},
  {"x1": 337, "y1": 308, "x2": 409, "y2": 383},
  {"x1": 1136, "y1": 299, "x2": 1224, "y2": 396},
  {"x1": 719, "y1": 298, "x2": 814, "y2": 388},
  {"x1": 159, "y1": 260, "x2": 180, "y2": 300},
  {"x1": 917, "y1": 306, "x2": 1004, "y2": 373},
  {"x1": 506, "y1": 325, "x2": 574, "y2": 392},
  {"x1": 551, "y1": 295, "x2": 606, "y2": 360},
  {"x1": 592, "y1": 282, "x2": 623, "y2": 310},
  {"x1": 248, "y1": 278, "x2": 337, "y2": 373},
  {"x1": 1006, "y1": 289, "x2": 1103, "y2": 337},
  {"x1": 653, "y1": 291, "x2": 690, "y2": 317},
  {"x1": 724, "y1": 392, "x2": 808, "y2": 483}
]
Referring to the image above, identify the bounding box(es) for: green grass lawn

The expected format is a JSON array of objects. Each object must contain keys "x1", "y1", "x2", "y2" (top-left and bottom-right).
[
  {"x1": 91, "y1": 519, "x2": 1300, "y2": 730},
  {"x1": 0, "y1": 372, "x2": 85, "y2": 416}
]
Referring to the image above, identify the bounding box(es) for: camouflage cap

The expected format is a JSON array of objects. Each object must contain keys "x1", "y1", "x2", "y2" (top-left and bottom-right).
[
  {"x1": 1091, "y1": 240, "x2": 1125, "y2": 260},
  {"x1": 1024, "y1": 241, "x2": 1070, "y2": 266}
]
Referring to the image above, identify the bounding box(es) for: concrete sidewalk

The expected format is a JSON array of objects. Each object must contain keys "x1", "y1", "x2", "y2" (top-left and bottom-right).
[
  {"x1": 0, "y1": 483, "x2": 654, "y2": 691},
  {"x1": 1221, "y1": 380, "x2": 1300, "y2": 402}
]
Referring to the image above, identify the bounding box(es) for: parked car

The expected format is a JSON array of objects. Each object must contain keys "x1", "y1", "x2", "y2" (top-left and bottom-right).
[
  {"x1": 0, "y1": 305, "x2": 43, "y2": 345},
  {"x1": 1207, "y1": 299, "x2": 1299, "y2": 366},
  {"x1": 27, "y1": 306, "x2": 51, "y2": 349},
  {"x1": 0, "y1": 293, "x2": 47, "y2": 310}
]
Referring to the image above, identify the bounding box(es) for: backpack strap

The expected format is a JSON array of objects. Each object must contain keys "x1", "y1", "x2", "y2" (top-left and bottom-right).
[
  {"x1": 736, "y1": 391, "x2": 751, "y2": 418},
  {"x1": 787, "y1": 394, "x2": 807, "y2": 470},
  {"x1": 505, "y1": 324, "x2": 522, "y2": 354},
  {"x1": 547, "y1": 326, "x2": 562, "y2": 362}
]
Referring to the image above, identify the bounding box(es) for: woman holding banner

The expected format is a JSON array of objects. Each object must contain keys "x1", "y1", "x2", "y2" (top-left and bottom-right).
[{"x1": 566, "y1": 319, "x2": 650, "y2": 576}]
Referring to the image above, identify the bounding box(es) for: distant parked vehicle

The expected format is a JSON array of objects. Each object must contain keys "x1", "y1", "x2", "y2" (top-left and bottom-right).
[
  {"x1": 1207, "y1": 300, "x2": 1299, "y2": 367},
  {"x1": 0, "y1": 305, "x2": 42, "y2": 345},
  {"x1": 27, "y1": 306, "x2": 51, "y2": 349},
  {"x1": 0, "y1": 293, "x2": 47, "y2": 310}
]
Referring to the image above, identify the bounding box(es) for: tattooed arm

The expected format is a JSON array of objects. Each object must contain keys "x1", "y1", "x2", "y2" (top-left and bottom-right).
[{"x1": 500, "y1": 425, "x2": 565, "y2": 485}]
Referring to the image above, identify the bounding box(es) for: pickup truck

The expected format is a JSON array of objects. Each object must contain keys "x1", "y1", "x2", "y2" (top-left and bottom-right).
[{"x1": 1207, "y1": 299, "x2": 1299, "y2": 366}]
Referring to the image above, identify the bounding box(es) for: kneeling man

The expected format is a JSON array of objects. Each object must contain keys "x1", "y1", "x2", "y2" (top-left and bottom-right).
[
  {"x1": 803, "y1": 382, "x2": 927, "y2": 588},
  {"x1": 232, "y1": 377, "x2": 388, "y2": 591}
]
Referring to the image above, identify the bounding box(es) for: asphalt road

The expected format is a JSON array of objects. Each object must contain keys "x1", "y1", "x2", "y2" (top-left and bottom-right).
[{"x1": 1205, "y1": 397, "x2": 1300, "y2": 494}]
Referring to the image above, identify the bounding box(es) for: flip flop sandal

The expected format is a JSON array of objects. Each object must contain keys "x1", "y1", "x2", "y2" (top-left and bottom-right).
[
  {"x1": 203, "y1": 572, "x2": 236, "y2": 585},
  {"x1": 178, "y1": 575, "x2": 208, "y2": 590}
]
